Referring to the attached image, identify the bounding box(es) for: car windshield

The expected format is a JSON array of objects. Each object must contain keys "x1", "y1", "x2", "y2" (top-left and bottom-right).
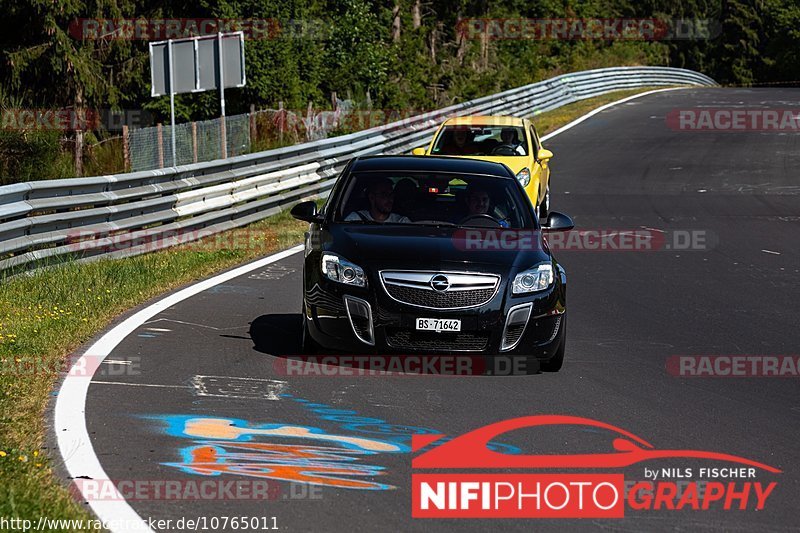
[
  {"x1": 333, "y1": 171, "x2": 535, "y2": 228},
  {"x1": 431, "y1": 125, "x2": 528, "y2": 156}
]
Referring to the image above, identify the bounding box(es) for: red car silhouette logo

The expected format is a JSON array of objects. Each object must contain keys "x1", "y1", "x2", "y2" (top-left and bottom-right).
[{"x1": 412, "y1": 415, "x2": 781, "y2": 472}]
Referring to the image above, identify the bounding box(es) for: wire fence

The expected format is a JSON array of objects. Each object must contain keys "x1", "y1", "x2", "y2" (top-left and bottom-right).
[
  {"x1": 250, "y1": 98, "x2": 355, "y2": 146},
  {"x1": 126, "y1": 101, "x2": 357, "y2": 172},
  {"x1": 127, "y1": 115, "x2": 251, "y2": 171}
]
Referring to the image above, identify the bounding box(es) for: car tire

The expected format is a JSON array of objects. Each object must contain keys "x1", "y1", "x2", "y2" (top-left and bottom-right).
[
  {"x1": 539, "y1": 315, "x2": 565, "y2": 372},
  {"x1": 300, "y1": 307, "x2": 318, "y2": 355},
  {"x1": 539, "y1": 183, "x2": 550, "y2": 220}
]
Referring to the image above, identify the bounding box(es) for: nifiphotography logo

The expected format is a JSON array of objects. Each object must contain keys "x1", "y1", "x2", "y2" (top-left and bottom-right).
[{"x1": 411, "y1": 416, "x2": 780, "y2": 518}]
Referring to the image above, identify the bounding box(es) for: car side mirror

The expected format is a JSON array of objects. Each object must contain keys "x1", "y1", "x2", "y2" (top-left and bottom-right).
[
  {"x1": 290, "y1": 201, "x2": 321, "y2": 223},
  {"x1": 411, "y1": 147, "x2": 427, "y2": 156},
  {"x1": 542, "y1": 211, "x2": 574, "y2": 231},
  {"x1": 537, "y1": 148, "x2": 553, "y2": 161}
]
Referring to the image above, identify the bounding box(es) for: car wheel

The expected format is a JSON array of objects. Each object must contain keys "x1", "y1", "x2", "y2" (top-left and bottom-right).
[
  {"x1": 539, "y1": 315, "x2": 565, "y2": 372},
  {"x1": 300, "y1": 308, "x2": 318, "y2": 355},
  {"x1": 539, "y1": 183, "x2": 550, "y2": 220}
]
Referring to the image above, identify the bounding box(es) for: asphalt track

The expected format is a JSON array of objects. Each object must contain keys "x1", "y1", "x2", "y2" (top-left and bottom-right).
[{"x1": 59, "y1": 88, "x2": 799, "y2": 531}]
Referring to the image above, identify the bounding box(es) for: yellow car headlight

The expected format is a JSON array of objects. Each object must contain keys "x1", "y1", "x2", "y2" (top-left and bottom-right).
[{"x1": 516, "y1": 167, "x2": 531, "y2": 187}]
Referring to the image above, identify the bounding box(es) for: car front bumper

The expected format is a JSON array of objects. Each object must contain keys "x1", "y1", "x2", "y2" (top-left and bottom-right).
[{"x1": 303, "y1": 274, "x2": 566, "y2": 360}]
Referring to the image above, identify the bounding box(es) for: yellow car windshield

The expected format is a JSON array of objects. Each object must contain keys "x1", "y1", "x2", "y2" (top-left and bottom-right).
[{"x1": 431, "y1": 126, "x2": 528, "y2": 157}]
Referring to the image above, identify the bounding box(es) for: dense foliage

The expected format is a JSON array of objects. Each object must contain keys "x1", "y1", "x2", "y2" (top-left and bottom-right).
[{"x1": 0, "y1": 0, "x2": 796, "y2": 181}]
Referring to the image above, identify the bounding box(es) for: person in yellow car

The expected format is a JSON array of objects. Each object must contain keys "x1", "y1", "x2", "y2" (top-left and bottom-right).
[
  {"x1": 442, "y1": 128, "x2": 475, "y2": 155},
  {"x1": 413, "y1": 116, "x2": 553, "y2": 218},
  {"x1": 500, "y1": 127, "x2": 526, "y2": 155}
]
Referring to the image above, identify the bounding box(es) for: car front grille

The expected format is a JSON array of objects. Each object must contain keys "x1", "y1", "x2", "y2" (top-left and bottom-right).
[
  {"x1": 385, "y1": 328, "x2": 490, "y2": 352},
  {"x1": 380, "y1": 271, "x2": 500, "y2": 310}
]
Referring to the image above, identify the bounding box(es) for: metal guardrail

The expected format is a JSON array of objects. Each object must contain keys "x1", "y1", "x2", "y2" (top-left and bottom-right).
[{"x1": 0, "y1": 66, "x2": 716, "y2": 274}]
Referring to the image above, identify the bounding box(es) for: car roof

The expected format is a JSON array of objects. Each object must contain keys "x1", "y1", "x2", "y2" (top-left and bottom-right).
[
  {"x1": 442, "y1": 115, "x2": 525, "y2": 127},
  {"x1": 350, "y1": 155, "x2": 515, "y2": 178}
]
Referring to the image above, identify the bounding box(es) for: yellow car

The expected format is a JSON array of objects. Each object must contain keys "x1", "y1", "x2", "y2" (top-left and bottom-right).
[{"x1": 412, "y1": 116, "x2": 553, "y2": 218}]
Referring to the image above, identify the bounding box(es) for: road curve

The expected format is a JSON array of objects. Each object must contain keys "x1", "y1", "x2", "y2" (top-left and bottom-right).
[{"x1": 61, "y1": 87, "x2": 799, "y2": 532}]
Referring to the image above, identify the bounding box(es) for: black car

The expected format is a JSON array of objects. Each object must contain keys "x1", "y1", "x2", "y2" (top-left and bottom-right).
[{"x1": 290, "y1": 155, "x2": 574, "y2": 372}]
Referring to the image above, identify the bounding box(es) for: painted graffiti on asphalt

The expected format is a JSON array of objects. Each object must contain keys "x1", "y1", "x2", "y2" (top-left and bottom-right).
[{"x1": 153, "y1": 394, "x2": 520, "y2": 491}]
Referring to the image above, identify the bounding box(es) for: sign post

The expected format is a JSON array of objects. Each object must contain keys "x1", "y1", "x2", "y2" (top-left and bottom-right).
[
  {"x1": 167, "y1": 39, "x2": 177, "y2": 167},
  {"x1": 149, "y1": 32, "x2": 245, "y2": 166},
  {"x1": 218, "y1": 32, "x2": 227, "y2": 159}
]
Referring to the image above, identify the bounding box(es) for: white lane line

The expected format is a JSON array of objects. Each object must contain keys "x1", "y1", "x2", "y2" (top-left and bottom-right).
[
  {"x1": 540, "y1": 87, "x2": 689, "y2": 142},
  {"x1": 143, "y1": 318, "x2": 245, "y2": 331},
  {"x1": 54, "y1": 245, "x2": 303, "y2": 533},
  {"x1": 56, "y1": 86, "x2": 694, "y2": 532},
  {"x1": 91, "y1": 382, "x2": 191, "y2": 389},
  {"x1": 761, "y1": 249, "x2": 781, "y2": 255}
]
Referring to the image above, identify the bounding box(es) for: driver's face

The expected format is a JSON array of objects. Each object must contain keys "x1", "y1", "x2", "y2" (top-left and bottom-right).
[
  {"x1": 501, "y1": 131, "x2": 514, "y2": 143},
  {"x1": 467, "y1": 192, "x2": 490, "y2": 214},
  {"x1": 369, "y1": 184, "x2": 395, "y2": 215},
  {"x1": 453, "y1": 130, "x2": 468, "y2": 145}
]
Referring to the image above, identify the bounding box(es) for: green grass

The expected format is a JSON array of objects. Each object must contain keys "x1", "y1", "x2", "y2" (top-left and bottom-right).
[
  {"x1": 0, "y1": 208, "x2": 309, "y2": 528},
  {"x1": 0, "y1": 86, "x2": 673, "y2": 527}
]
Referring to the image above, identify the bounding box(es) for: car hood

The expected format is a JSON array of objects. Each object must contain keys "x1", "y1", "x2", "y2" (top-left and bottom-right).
[
  {"x1": 323, "y1": 223, "x2": 550, "y2": 272},
  {"x1": 440, "y1": 154, "x2": 530, "y2": 175}
]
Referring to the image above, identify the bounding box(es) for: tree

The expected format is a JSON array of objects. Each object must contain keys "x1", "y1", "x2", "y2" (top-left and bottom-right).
[{"x1": 2, "y1": 0, "x2": 144, "y2": 174}]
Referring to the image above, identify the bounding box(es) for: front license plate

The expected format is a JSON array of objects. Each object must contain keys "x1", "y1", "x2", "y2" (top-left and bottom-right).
[{"x1": 416, "y1": 318, "x2": 461, "y2": 332}]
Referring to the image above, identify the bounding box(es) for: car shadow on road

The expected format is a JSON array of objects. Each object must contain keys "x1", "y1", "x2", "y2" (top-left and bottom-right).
[
  {"x1": 249, "y1": 313, "x2": 543, "y2": 377},
  {"x1": 249, "y1": 313, "x2": 303, "y2": 356}
]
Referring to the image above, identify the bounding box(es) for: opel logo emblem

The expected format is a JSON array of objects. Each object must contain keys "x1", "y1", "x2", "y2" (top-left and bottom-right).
[{"x1": 430, "y1": 274, "x2": 450, "y2": 292}]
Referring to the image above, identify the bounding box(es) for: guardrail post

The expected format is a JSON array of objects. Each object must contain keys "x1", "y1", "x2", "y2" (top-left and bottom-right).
[
  {"x1": 157, "y1": 123, "x2": 164, "y2": 169},
  {"x1": 122, "y1": 125, "x2": 130, "y2": 172},
  {"x1": 306, "y1": 101, "x2": 313, "y2": 141},
  {"x1": 192, "y1": 121, "x2": 198, "y2": 163},
  {"x1": 220, "y1": 116, "x2": 228, "y2": 159},
  {"x1": 249, "y1": 104, "x2": 256, "y2": 149},
  {"x1": 278, "y1": 101, "x2": 284, "y2": 144}
]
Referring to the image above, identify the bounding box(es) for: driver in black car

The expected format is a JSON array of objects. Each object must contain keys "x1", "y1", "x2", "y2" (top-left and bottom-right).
[
  {"x1": 463, "y1": 185, "x2": 510, "y2": 227},
  {"x1": 499, "y1": 127, "x2": 526, "y2": 155}
]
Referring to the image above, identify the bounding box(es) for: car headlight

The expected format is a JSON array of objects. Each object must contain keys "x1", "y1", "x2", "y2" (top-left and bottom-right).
[
  {"x1": 516, "y1": 167, "x2": 531, "y2": 187},
  {"x1": 512, "y1": 263, "x2": 553, "y2": 294},
  {"x1": 321, "y1": 253, "x2": 367, "y2": 287}
]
